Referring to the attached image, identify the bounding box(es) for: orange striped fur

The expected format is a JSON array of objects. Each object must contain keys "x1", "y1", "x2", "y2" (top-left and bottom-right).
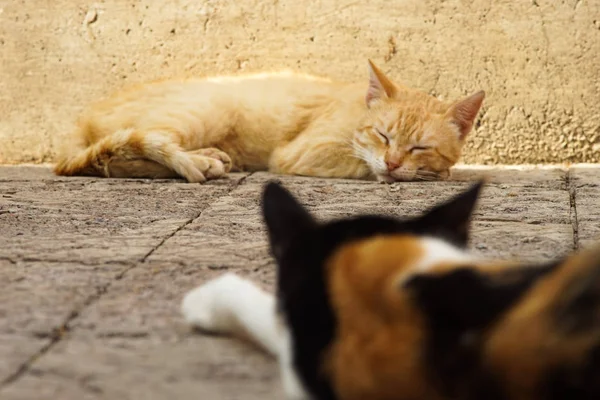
[{"x1": 54, "y1": 61, "x2": 484, "y2": 182}]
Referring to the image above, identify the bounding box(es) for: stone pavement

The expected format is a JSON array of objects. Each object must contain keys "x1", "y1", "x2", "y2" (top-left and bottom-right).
[{"x1": 0, "y1": 165, "x2": 599, "y2": 400}]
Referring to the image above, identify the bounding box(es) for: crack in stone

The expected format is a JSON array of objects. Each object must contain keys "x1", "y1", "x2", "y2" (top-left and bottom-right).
[
  {"x1": 114, "y1": 172, "x2": 253, "y2": 280},
  {"x1": 19, "y1": 257, "x2": 131, "y2": 266},
  {"x1": 474, "y1": 217, "x2": 561, "y2": 225},
  {"x1": 0, "y1": 173, "x2": 253, "y2": 390},
  {"x1": 0, "y1": 284, "x2": 108, "y2": 387},
  {"x1": 566, "y1": 169, "x2": 580, "y2": 250},
  {"x1": 95, "y1": 331, "x2": 150, "y2": 339},
  {"x1": 0, "y1": 256, "x2": 17, "y2": 264}
]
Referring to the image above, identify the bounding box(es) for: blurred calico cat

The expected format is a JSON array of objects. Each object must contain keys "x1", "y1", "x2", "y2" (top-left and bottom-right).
[{"x1": 182, "y1": 182, "x2": 599, "y2": 400}]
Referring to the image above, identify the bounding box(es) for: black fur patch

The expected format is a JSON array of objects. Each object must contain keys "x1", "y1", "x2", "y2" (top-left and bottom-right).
[
  {"x1": 544, "y1": 344, "x2": 600, "y2": 400},
  {"x1": 405, "y1": 261, "x2": 561, "y2": 400},
  {"x1": 553, "y1": 259, "x2": 600, "y2": 334}
]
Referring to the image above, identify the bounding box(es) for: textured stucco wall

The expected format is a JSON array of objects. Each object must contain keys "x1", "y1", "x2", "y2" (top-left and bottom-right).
[{"x1": 0, "y1": 0, "x2": 599, "y2": 164}]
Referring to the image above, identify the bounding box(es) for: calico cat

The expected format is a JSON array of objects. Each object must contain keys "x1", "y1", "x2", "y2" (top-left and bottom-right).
[
  {"x1": 181, "y1": 182, "x2": 600, "y2": 400},
  {"x1": 54, "y1": 60, "x2": 485, "y2": 183}
]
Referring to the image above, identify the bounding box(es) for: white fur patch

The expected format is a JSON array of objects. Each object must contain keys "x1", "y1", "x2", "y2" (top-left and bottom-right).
[
  {"x1": 181, "y1": 273, "x2": 280, "y2": 355},
  {"x1": 182, "y1": 273, "x2": 312, "y2": 399},
  {"x1": 279, "y1": 329, "x2": 312, "y2": 400},
  {"x1": 415, "y1": 237, "x2": 474, "y2": 272}
]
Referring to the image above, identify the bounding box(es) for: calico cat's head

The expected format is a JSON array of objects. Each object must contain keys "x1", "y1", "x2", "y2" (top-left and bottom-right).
[
  {"x1": 262, "y1": 181, "x2": 600, "y2": 400},
  {"x1": 353, "y1": 60, "x2": 485, "y2": 182},
  {"x1": 262, "y1": 180, "x2": 485, "y2": 399}
]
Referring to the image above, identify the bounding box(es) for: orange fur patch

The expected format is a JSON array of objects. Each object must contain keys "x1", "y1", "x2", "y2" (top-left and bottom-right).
[{"x1": 324, "y1": 236, "x2": 439, "y2": 400}]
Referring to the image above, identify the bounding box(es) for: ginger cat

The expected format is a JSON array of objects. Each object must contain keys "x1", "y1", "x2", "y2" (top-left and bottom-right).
[
  {"x1": 182, "y1": 181, "x2": 600, "y2": 400},
  {"x1": 54, "y1": 60, "x2": 485, "y2": 183}
]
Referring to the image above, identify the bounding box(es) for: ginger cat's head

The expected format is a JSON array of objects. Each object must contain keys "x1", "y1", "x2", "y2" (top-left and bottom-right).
[{"x1": 353, "y1": 60, "x2": 485, "y2": 182}]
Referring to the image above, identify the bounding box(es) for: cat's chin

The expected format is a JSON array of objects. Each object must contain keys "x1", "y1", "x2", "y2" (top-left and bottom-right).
[{"x1": 376, "y1": 174, "x2": 397, "y2": 184}]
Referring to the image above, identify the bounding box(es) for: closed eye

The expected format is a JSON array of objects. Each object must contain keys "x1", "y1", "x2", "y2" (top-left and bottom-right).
[
  {"x1": 409, "y1": 146, "x2": 431, "y2": 153},
  {"x1": 376, "y1": 129, "x2": 389, "y2": 145}
]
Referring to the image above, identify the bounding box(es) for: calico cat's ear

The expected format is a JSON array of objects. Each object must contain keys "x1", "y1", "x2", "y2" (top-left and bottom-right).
[
  {"x1": 262, "y1": 182, "x2": 316, "y2": 260},
  {"x1": 446, "y1": 91, "x2": 485, "y2": 140},
  {"x1": 415, "y1": 181, "x2": 484, "y2": 248},
  {"x1": 366, "y1": 59, "x2": 397, "y2": 107}
]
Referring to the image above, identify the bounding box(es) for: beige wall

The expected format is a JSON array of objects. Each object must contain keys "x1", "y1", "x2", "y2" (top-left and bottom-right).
[{"x1": 0, "y1": 0, "x2": 599, "y2": 164}]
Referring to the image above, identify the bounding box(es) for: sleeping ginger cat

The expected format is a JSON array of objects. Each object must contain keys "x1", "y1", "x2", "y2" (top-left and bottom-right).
[{"x1": 54, "y1": 60, "x2": 485, "y2": 183}]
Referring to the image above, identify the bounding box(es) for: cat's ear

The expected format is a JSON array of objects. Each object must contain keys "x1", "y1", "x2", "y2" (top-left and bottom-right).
[
  {"x1": 446, "y1": 91, "x2": 485, "y2": 140},
  {"x1": 262, "y1": 181, "x2": 316, "y2": 260},
  {"x1": 403, "y1": 265, "x2": 550, "y2": 332},
  {"x1": 366, "y1": 60, "x2": 397, "y2": 107},
  {"x1": 415, "y1": 181, "x2": 484, "y2": 248}
]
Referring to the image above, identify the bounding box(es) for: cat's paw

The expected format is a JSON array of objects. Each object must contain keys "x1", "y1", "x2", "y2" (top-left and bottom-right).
[
  {"x1": 187, "y1": 154, "x2": 228, "y2": 180},
  {"x1": 181, "y1": 168, "x2": 208, "y2": 183},
  {"x1": 189, "y1": 148, "x2": 233, "y2": 173},
  {"x1": 181, "y1": 273, "x2": 245, "y2": 334}
]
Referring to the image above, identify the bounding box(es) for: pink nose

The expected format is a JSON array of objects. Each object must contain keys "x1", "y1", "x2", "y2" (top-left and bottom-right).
[{"x1": 386, "y1": 160, "x2": 400, "y2": 171}]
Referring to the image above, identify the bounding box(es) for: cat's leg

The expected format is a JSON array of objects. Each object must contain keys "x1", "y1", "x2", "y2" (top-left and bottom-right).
[
  {"x1": 104, "y1": 159, "x2": 180, "y2": 179},
  {"x1": 182, "y1": 273, "x2": 310, "y2": 399},
  {"x1": 107, "y1": 148, "x2": 232, "y2": 179},
  {"x1": 181, "y1": 273, "x2": 281, "y2": 356},
  {"x1": 54, "y1": 129, "x2": 228, "y2": 183},
  {"x1": 269, "y1": 129, "x2": 370, "y2": 179}
]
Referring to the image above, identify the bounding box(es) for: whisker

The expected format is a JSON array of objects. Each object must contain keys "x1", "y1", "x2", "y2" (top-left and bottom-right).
[
  {"x1": 350, "y1": 153, "x2": 367, "y2": 162},
  {"x1": 416, "y1": 175, "x2": 438, "y2": 181},
  {"x1": 351, "y1": 143, "x2": 371, "y2": 162},
  {"x1": 415, "y1": 169, "x2": 440, "y2": 177},
  {"x1": 350, "y1": 150, "x2": 369, "y2": 164},
  {"x1": 415, "y1": 171, "x2": 441, "y2": 181},
  {"x1": 341, "y1": 138, "x2": 355, "y2": 148}
]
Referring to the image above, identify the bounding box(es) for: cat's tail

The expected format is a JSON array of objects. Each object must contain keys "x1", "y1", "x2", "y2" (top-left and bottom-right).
[{"x1": 53, "y1": 129, "x2": 221, "y2": 182}]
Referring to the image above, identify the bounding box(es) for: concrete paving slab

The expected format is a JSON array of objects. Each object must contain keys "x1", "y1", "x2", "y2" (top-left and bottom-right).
[
  {"x1": 0, "y1": 260, "x2": 116, "y2": 337},
  {"x1": 0, "y1": 168, "x2": 248, "y2": 393},
  {"x1": 0, "y1": 258, "x2": 116, "y2": 384},
  {"x1": 0, "y1": 337, "x2": 281, "y2": 400},
  {"x1": 470, "y1": 221, "x2": 573, "y2": 262},
  {"x1": 0, "y1": 175, "x2": 243, "y2": 263},
  {"x1": 450, "y1": 165, "x2": 567, "y2": 185},
  {"x1": 0, "y1": 335, "x2": 50, "y2": 389}
]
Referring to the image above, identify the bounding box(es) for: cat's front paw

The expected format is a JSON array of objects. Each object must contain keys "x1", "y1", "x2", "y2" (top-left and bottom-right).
[
  {"x1": 187, "y1": 155, "x2": 227, "y2": 180},
  {"x1": 189, "y1": 148, "x2": 233, "y2": 173},
  {"x1": 181, "y1": 273, "x2": 244, "y2": 334}
]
